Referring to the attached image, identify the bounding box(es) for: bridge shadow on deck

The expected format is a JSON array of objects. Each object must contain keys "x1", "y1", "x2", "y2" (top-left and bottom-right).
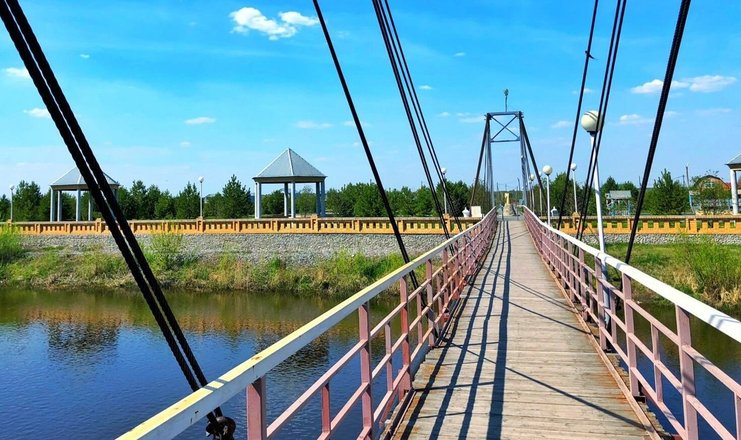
[{"x1": 394, "y1": 220, "x2": 648, "y2": 439}]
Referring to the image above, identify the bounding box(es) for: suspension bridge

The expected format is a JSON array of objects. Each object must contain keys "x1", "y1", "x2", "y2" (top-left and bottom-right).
[{"x1": 2, "y1": 0, "x2": 740, "y2": 439}]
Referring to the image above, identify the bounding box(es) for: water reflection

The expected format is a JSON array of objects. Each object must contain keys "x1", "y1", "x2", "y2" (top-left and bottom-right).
[{"x1": 0, "y1": 288, "x2": 394, "y2": 439}]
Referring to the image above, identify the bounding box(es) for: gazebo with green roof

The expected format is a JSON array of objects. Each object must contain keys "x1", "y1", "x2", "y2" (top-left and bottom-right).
[{"x1": 253, "y1": 148, "x2": 326, "y2": 219}]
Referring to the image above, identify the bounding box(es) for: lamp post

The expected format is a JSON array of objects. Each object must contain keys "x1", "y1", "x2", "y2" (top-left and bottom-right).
[
  {"x1": 581, "y1": 110, "x2": 610, "y2": 322},
  {"x1": 570, "y1": 163, "x2": 578, "y2": 214},
  {"x1": 543, "y1": 165, "x2": 552, "y2": 224},
  {"x1": 9, "y1": 185, "x2": 15, "y2": 221},
  {"x1": 441, "y1": 167, "x2": 448, "y2": 215},
  {"x1": 198, "y1": 176, "x2": 204, "y2": 218}
]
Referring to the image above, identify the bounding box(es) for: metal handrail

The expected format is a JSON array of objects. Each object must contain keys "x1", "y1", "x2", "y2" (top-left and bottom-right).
[
  {"x1": 524, "y1": 207, "x2": 740, "y2": 440},
  {"x1": 118, "y1": 209, "x2": 497, "y2": 439}
]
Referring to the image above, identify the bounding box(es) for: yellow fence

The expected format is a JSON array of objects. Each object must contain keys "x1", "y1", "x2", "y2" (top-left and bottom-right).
[
  {"x1": 3, "y1": 215, "x2": 480, "y2": 236},
  {"x1": 554, "y1": 215, "x2": 741, "y2": 235}
]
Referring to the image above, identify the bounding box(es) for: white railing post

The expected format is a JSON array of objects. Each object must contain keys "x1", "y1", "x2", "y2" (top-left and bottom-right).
[
  {"x1": 247, "y1": 377, "x2": 267, "y2": 439},
  {"x1": 622, "y1": 273, "x2": 640, "y2": 398},
  {"x1": 359, "y1": 302, "x2": 373, "y2": 439}
]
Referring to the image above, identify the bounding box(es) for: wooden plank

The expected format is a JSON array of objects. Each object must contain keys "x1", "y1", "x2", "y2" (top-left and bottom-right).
[{"x1": 392, "y1": 220, "x2": 651, "y2": 440}]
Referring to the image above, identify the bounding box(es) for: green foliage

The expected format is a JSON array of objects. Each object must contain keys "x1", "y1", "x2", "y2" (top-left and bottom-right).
[
  {"x1": 12, "y1": 180, "x2": 45, "y2": 221},
  {"x1": 175, "y1": 182, "x2": 200, "y2": 219},
  {"x1": 691, "y1": 174, "x2": 729, "y2": 214},
  {"x1": 147, "y1": 231, "x2": 187, "y2": 271},
  {"x1": 0, "y1": 195, "x2": 9, "y2": 221},
  {"x1": 644, "y1": 169, "x2": 689, "y2": 215},
  {"x1": 261, "y1": 190, "x2": 285, "y2": 216},
  {"x1": 219, "y1": 175, "x2": 253, "y2": 218},
  {"x1": 679, "y1": 238, "x2": 741, "y2": 305},
  {"x1": 0, "y1": 226, "x2": 24, "y2": 264},
  {"x1": 296, "y1": 185, "x2": 316, "y2": 215}
]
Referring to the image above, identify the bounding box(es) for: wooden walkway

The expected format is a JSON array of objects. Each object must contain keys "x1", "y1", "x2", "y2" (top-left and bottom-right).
[{"x1": 393, "y1": 220, "x2": 655, "y2": 439}]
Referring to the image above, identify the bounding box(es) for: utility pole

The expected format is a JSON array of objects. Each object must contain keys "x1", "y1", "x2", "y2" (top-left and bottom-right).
[{"x1": 504, "y1": 88, "x2": 509, "y2": 112}]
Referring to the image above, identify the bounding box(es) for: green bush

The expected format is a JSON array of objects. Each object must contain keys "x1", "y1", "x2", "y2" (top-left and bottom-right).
[
  {"x1": 680, "y1": 237, "x2": 741, "y2": 304},
  {"x1": 0, "y1": 226, "x2": 24, "y2": 264},
  {"x1": 147, "y1": 231, "x2": 187, "y2": 272}
]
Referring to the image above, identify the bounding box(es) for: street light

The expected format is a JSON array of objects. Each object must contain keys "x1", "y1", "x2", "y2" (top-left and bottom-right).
[
  {"x1": 441, "y1": 167, "x2": 448, "y2": 215},
  {"x1": 198, "y1": 176, "x2": 204, "y2": 218},
  {"x1": 570, "y1": 163, "x2": 578, "y2": 214},
  {"x1": 543, "y1": 165, "x2": 552, "y2": 224},
  {"x1": 9, "y1": 184, "x2": 15, "y2": 221},
  {"x1": 581, "y1": 110, "x2": 610, "y2": 321}
]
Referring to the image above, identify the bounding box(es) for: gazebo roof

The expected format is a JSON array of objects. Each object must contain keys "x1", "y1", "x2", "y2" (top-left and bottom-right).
[
  {"x1": 727, "y1": 153, "x2": 741, "y2": 170},
  {"x1": 51, "y1": 166, "x2": 120, "y2": 191},
  {"x1": 254, "y1": 148, "x2": 326, "y2": 183}
]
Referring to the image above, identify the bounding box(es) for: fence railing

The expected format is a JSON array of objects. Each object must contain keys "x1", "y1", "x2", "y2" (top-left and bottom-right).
[
  {"x1": 552, "y1": 214, "x2": 740, "y2": 235},
  {"x1": 2, "y1": 215, "x2": 479, "y2": 236},
  {"x1": 524, "y1": 207, "x2": 741, "y2": 440},
  {"x1": 117, "y1": 209, "x2": 497, "y2": 439}
]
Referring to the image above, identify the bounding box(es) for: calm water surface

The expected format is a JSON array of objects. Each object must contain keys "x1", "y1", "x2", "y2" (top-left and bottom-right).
[
  {"x1": 0, "y1": 288, "x2": 398, "y2": 439},
  {"x1": 0, "y1": 289, "x2": 738, "y2": 439}
]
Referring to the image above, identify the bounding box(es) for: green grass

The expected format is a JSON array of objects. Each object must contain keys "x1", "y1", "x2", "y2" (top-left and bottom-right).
[
  {"x1": 0, "y1": 244, "x2": 411, "y2": 298},
  {"x1": 599, "y1": 241, "x2": 741, "y2": 313}
]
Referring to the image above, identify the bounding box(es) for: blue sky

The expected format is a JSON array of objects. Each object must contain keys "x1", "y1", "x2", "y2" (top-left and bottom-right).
[{"x1": 1, "y1": 1, "x2": 739, "y2": 197}]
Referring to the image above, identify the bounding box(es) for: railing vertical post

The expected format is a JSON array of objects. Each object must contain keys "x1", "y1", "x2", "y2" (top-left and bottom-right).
[
  {"x1": 676, "y1": 306, "x2": 698, "y2": 440},
  {"x1": 399, "y1": 276, "x2": 411, "y2": 395},
  {"x1": 358, "y1": 302, "x2": 373, "y2": 439},
  {"x1": 321, "y1": 383, "x2": 331, "y2": 436},
  {"x1": 247, "y1": 376, "x2": 267, "y2": 440},
  {"x1": 595, "y1": 258, "x2": 607, "y2": 350},
  {"x1": 426, "y1": 259, "x2": 435, "y2": 347},
  {"x1": 651, "y1": 326, "x2": 663, "y2": 404},
  {"x1": 622, "y1": 274, "x2": 640, "y2": 397},
  {"x1": 442, "y1": 248, "x2": 451, "y2": 300},
  {"x1": 578, "y1": 248, "x2": 588, "y2": 318}
]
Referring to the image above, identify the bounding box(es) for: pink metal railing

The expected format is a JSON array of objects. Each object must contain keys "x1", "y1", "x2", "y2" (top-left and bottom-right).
[
  {"x1": 524, "y1": 207, "x2": 741, "y2": 440},
  {"x1": 119, "y1": 209, "x2": 497, "y2": 440}
]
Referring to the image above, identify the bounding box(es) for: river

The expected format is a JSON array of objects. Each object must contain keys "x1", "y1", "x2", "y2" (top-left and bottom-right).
[{"x1": 0, "y1": 288, "x2": 738, "y2": 439}]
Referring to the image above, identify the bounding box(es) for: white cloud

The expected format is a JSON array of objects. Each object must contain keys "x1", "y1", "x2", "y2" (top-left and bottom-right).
[
  {"x1": 279, "y1": 11, "x2": 319, "y2": 26},
  {"x1": 453, "y1": 52, "x2": 465, "y2": 57},
  {"x1": 460, "y1": 116, "x2": 483, "y2": 124},
  {"x1": 696, "y1": 107, "x2": 732, "y2": 116},
  {"x1": 296, "y1": 120, "x2": 332, "y2": 129},
  {"x1": 343, "y1": 120, "x2": 370, "y2": 127},
  {"x1": 185, "y1": 116, "x2": 215, "y2": 125},
  {"x1": 419, "y1": 84, "x2": 433, "y2": 91},
  {"x1": 630, "y1": 79, "x2": 688, "y2": 94},
  {"x1": 631, "y1": 75, "x2": 736, "y2": 94},
  {"x1": 4, "y1": 67, "x2": 30, "y2": 79},
  {"x1": 571, "y1": 87, "x2": 594, "y2": 95},
  {"x1": 180, "y1": 141, "x2": 191, "y2": 148},
  {"x1": 550, "y1": 120, "x2": 571, "y2": 129},
  {"x1": 24, "y1": 107, "x2": 51, "y2": 119},
  {"x1": 665, "y1": 110, "x2": 679, "y2": 118},
  {"x1": 685, "y1": 75, "x2": 736, "y2": 93},
  {"x1": 230, "y1": 7, "x2": 317, "y2": 40},
  {"x1": 619, "y1": 114, "x2": 652, "y2": 125},
  {"x1": 80, "y1": 53, "x2": 91, "y2": 59},
  {"x1": 438, "y1": 112, "x2": 451, "y2": 117}
]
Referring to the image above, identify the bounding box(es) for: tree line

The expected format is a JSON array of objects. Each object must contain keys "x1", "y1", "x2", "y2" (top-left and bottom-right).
[{"x1": 0, "y1": 169, "x2": 732, "y2": 222}]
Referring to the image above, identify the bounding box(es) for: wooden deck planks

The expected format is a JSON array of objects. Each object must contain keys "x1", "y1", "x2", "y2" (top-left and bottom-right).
[{"x1": 392, "y1": 220, "x2": 652, "y2": 439}]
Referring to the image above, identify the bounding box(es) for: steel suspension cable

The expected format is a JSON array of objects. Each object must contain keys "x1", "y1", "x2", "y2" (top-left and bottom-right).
[
  {"x1": 625, "y1": 0, "x2": 692, "y2": 263},
  {"x1": 371, "y1": 0, "x2": 450, "y2": 239},
  {"x1": 576, "y1": 0, "x2": 627, "y2": 241},
  {"x1": 0, "y1": 0, "x2": 231, "y2": 435},
  {"x1": 556, "y1": 0, "x2": 600, "y2": 229},
  {"x1": 378, "y1": 0, "x2": 464, "y2": 232},
  {"x1": 470, "y1": 117, "x2": 490, "y2": 207},
  {"x1": 311, "y1": 0, "x2": 421, "y2": 291}
]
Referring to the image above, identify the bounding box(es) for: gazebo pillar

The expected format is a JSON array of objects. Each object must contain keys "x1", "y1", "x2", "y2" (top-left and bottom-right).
[
  {"x1": 291, "y1": 181, "x2": 296, "y2": 218},
  {"x1": 255, "y1": 182, "x2": 262, "y2": 219},
  {"x1": 315, "y1": 182, "x2": 321, "y2": 215},
  {"x1": 75, "y1": 189, "x2": 81, "y2": 221},
  {"x1": 283, "y1": 183, "x2": 289, "y2": 217},
  {"x1": 49, "y1": 189, "x2": 55, "y2": 222},
  {"x1": 320, "y1": 180, "x2": 326, "y2": 217},
  {"x1": 731, "y1": 168, "x2": 738, "y2": 215},
  {"x1": 57, "y1": 191, "x2": 62, "y2": 221},
  {"x1": 88, "y1": 192, "x2": 93, "y2": 221}
]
